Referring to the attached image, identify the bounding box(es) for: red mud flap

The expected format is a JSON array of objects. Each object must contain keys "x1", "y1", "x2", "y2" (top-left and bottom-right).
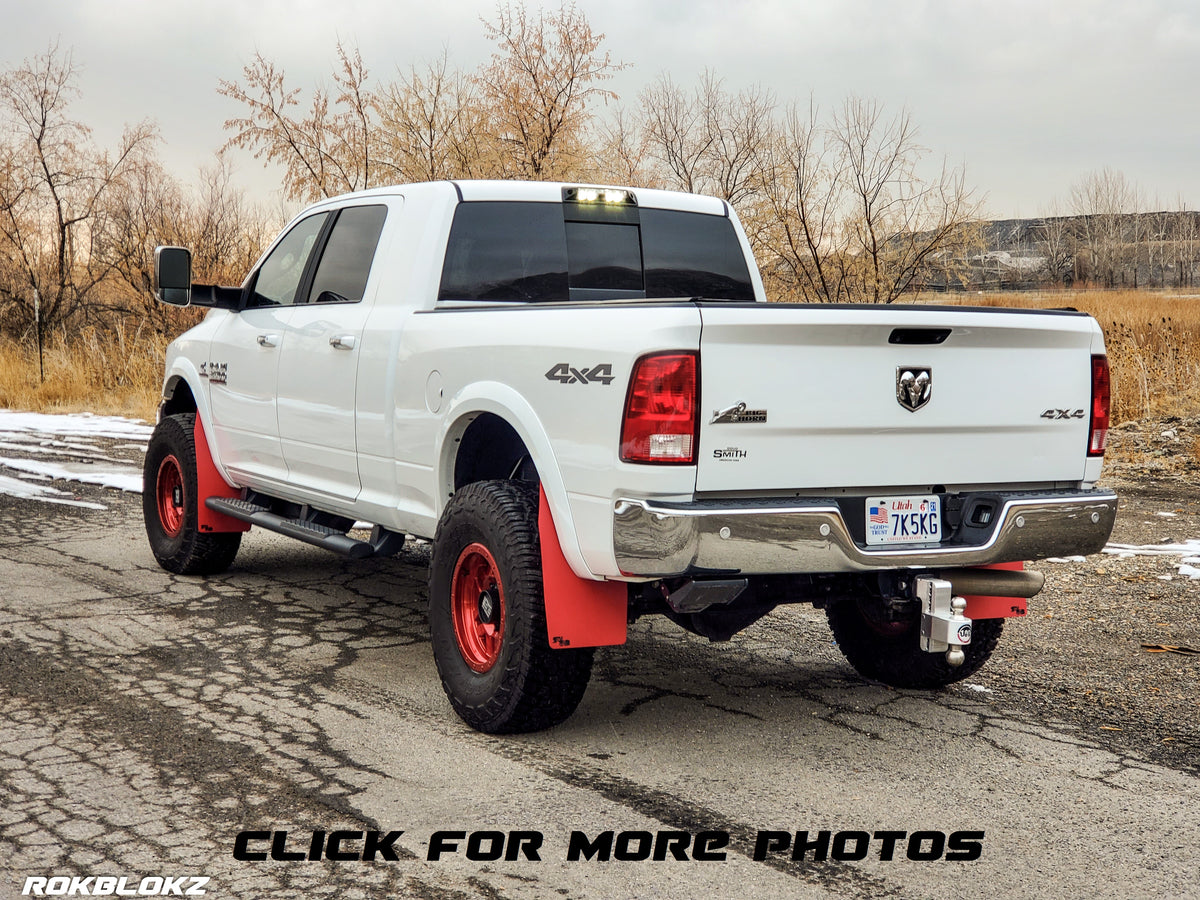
[
  {"x1": 538, "y1": 486, "x2": 627, "y2": 649},
  {"x1": 962, "y1": 561, "x2": 1028, "y2": 619},
  {"x1": 194, "y1": 417, "x2": 250, "y2": 534}
]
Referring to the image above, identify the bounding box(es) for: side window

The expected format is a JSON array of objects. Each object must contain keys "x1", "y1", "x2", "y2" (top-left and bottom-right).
[
  {"x1": 306, "y1": 205, "x2": 389, "y2": 304},
  {"x1": 250, "y1": 213, "x2": 329, "y2": 307},
  {"x1": 438, "y1": 202, "x2": 568, "y2": 301}
]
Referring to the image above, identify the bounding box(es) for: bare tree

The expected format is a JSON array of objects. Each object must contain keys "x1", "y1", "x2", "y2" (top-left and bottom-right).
[
  {"x1": 476, "y1": 2, "x2": 625, "y2": 179},
  {"x1": 1031, "y1": 199, "x2": 1076, "y2": 287},
  {"x1": 639, "y1": 71, "x2": 774, "y2": 206},
  {"x1": 639, "y1": 73, "x2": 712, "y2": 195},
  {"x1": 587, "y1": 106, "x2": 650, "y2": 186},
  {"x1": 95, "y1": 154, "x2": 273, "y2": 334},
  {"x1": 1175, "y1": 203, "x2": 1200, "y2": 288},
  {"x1": 756, "y1": 96, "x2": 980, "y2": 303},
  {"x1": 220, "y1": 43, "x2": 376, "y2": 202},
  {"x1": 0, "y1": 44, "x2": 157, "y2": 335},
  {"x1": 756, "y1": 100, "x2": 849, "y2": 302},
  {"x1": 1069, "y1": 167, "x2": 1142, "y2": 287},
  {"x1": 373, "y1": 52, "x2": 496, "y2": 182}
]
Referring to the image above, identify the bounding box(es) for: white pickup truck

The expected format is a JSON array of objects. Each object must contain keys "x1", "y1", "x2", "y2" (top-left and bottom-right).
[{"x1": 147, "y1": 180, "x2": 1117, "y2": 733}]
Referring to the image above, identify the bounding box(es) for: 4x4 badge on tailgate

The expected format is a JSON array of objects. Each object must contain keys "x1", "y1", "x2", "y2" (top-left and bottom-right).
[{"x1": 896, "y1": 367, "x2": 932, "y2": 412}]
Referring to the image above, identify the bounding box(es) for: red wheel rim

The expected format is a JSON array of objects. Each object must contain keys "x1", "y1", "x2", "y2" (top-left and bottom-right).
[
  {"x1": 156, "y1": 455, "x2": 185, "y2": 538},
  {"x1": 451, "y1": 542, "x2": 505, "y2": 673}
]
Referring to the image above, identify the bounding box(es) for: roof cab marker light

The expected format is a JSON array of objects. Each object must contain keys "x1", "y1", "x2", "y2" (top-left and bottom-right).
[
  {"x1": 1089, "y1": 354, "x2": 1110, "y2": 457},
  {"x1": 563, "y1": 186, "x2": 637, "y2": 206}
]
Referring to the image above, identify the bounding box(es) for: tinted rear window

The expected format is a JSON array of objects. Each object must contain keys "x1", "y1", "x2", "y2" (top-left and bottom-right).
[
  {"x1": 640, "y1": 208, "x2": 755, "y2": 300},
  {"x1": 438, "y1": 201, "x2": 754, "y2": 302},
  {"x1": 306, "y1": 205, "x2": 388, "y2": 304},
  {"x1": 438, "y1": 203, "x2": 568, "y2": 302}
]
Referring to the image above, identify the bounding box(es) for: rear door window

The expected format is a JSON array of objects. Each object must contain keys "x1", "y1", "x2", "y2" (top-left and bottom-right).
[
  {"x1": 305, "y1": 204, "x2": 388, "y2": 304},
  {"x1": 438, "y1": 203, "x2": 568, "y2": 301}
]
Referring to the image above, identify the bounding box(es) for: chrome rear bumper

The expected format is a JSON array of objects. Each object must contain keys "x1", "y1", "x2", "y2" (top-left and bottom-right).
[{"x1": 613, "y1": 490, "x2": 1117, "y2": 577}]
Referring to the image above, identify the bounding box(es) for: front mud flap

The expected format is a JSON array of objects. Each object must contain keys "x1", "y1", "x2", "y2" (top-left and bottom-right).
[
  {"x1": 194, "y1": 417, "x2": 250, "y2": 534},
  {"x1": 538, "y1": 486, "x2": 627, "y2": 649}
]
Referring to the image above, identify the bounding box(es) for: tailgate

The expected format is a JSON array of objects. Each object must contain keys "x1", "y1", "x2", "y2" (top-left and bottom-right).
[{"x1": 696, "y1": 304, "x2": 1100, "y2": 493}]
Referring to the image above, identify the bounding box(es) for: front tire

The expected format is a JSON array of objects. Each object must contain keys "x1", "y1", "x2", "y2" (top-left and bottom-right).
[
  {"x1": 826, "y1": 597, "x2": 1002, "y2": 688},
  {"x1": 429, "y1": 480, "x2": 593, "y2": 733},
  {"x1": 143, "y1": 413, "x2": 241, "y2": 575}
]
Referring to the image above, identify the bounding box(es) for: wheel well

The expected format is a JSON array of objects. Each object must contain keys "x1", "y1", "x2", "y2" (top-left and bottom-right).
[
  {"x1": 160, "y1": 378, "x2": 197, "y2": 418},
  {"x1": 453, "y1": 413, "x2": 537, "y2": 489}
]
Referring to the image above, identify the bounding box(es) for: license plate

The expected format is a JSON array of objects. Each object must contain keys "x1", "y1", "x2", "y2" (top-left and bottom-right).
[{"x1": 865, "y1": 495, "x2": 942, "y2": 546}]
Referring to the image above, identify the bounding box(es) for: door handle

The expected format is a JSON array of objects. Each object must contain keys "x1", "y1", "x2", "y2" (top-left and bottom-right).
[
  {"x1": 256, "y1": 333, "x2": 279, "y2": 348},
  {"x1": 329, "y1": 335, "x2": 356, "y2": 350}
]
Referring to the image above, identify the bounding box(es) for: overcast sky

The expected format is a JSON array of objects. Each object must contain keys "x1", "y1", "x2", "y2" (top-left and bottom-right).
[{"x1": 4, "y1": 0, "x2": 1198, "y2": 219}]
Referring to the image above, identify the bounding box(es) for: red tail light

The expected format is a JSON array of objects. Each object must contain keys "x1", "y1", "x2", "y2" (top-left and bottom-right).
[
  {"x1": 620, "y1": 352, "x2": 698, "y2": 464},
  {"x1": 1089, "y1": 355, "x2": 1110, "y2": 456}
]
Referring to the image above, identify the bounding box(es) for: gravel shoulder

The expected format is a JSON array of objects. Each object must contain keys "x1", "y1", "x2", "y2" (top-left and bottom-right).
[{"x1": 965, "y1": 472, "x2": 1200, "y2": 774}]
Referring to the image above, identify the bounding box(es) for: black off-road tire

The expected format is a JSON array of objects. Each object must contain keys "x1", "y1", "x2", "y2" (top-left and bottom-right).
[
  {"x1": 826, "y1": 597, "x2": 1003, "y2": 689},
  {"x1": 143, "y1": 413, "x2": 241, "y2": 576},
  {"x1": 429, "y1": 479, "x2": 594, "y2": 733}
]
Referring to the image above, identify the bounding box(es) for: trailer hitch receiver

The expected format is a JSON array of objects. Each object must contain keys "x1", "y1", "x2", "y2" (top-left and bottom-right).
[{"x1": 916, "y1": 577, "x2": 972, "y2": 667}]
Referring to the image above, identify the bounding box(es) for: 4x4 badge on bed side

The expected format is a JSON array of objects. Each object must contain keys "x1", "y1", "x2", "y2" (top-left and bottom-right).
[{"x1": 544, "y1": 363, "x2": 614, "y2": 385}]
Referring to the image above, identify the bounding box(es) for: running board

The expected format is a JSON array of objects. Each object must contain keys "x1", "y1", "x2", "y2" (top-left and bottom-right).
[{"x1": 205, "y1": 496, "x2": 375, "y2": 559}]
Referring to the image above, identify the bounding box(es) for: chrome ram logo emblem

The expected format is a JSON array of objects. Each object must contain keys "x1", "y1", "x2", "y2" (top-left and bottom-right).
[{"x1": 896, "y1": 367, "x2": 932, "y2": 412}]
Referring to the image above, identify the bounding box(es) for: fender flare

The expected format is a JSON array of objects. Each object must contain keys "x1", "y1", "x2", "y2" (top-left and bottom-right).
[
  {"x1": 437, "y1": 382, "x2": 592, "y2": 580},
  {"x1": 162, "y1": 362, "x2": 236, "y2": 489}
]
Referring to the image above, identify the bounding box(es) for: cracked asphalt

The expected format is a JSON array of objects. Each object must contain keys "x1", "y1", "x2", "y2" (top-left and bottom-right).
[{"x1": 1, "y1": 459, "x2": 1198, "y2": 898}]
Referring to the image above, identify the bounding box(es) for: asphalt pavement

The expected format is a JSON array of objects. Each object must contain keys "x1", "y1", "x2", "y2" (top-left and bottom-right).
[{"x1": 1, "y1": 476, "x2": 1198, "y2": 899}]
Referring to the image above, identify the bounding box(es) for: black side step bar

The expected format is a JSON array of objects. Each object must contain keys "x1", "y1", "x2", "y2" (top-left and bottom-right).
[{"x1": 206, "y1": 496, "x2": 379, "y2": 559}]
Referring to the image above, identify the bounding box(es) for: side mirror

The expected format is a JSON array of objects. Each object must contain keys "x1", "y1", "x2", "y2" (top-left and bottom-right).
[{"x1": 154, "y1": 246, "x2": 192, "y2": 306}]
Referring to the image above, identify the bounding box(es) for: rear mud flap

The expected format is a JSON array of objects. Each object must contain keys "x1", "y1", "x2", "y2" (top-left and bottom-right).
[
  {"x1": 963, "y1": 561, "x2": 1028, "y2": 619},
  {"x1": 538, "y1": 486, "x2": 627, "y2": 649}
]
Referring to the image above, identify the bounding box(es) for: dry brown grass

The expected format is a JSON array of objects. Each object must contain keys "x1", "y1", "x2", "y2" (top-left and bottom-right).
[
  {"x1": 924, "y1": 289, "x2": 1200, "y2": 424},
  {"x1": 0, "y1": 324, "x2": 166, "y2": 422}
]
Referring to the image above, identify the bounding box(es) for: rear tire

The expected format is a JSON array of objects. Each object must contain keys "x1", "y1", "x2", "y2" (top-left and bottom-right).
[
  {"x1": 429, "y1": 480, "x2": 593, "y2": 733},
  {"x1": 826, "y1": 597, "x2": 1002, "y2": 688},
  {"x1": 143, "y1": 413, "x2": 241, "y2": 575}
]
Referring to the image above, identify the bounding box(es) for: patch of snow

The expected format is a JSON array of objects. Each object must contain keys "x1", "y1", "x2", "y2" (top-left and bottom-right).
[
  {"x1": 0, "y1": 440, "x2": 121, "y2": 462},
  {"x1": 963, "y1": 684, "x2": 994, "y2": 694},
  {"x1": 1103, "y1": 540, "x2": 1200, "y2": 557},
  {"x1": 0, "y1": 409, "x2": 151, "y2": 441},
  {"x1": 0, "y1": 410, "x2": 151, "y2": 507},
  {"x1": 0, "y1": 456, "x2": 143, "y2": 493},
  {"x1": 1104, "y1": 539, "x2": 1200, "y2": 581},
  {"x1": 0, "y1": 472, "x2": 106, "y2": 510},
  {"x1": 1045, "y1": 555, "x2": 1087, "y2": 563},
  {"x1": 1155, "y1": 511, "x2": 1179, "y2": 518}
]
